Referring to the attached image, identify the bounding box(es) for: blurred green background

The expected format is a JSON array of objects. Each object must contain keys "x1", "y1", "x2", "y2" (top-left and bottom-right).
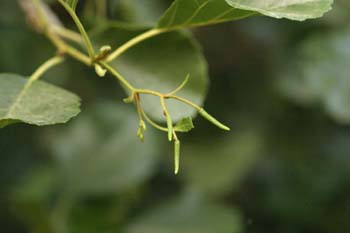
[{"x1": 1, "y1": 0, "x2": 350, "y2": 233}]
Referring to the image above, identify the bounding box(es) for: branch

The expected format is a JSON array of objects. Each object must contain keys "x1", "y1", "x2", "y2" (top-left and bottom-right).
[
  {"x1": 106, "y1": 28, "x2": 167, "y2": 62},
  {"x1": 57, "y1": 0, "x2": 96, "y2": 61},
  {"x1": 29, "y1": 56, "x2": 65, "y2": 82}
]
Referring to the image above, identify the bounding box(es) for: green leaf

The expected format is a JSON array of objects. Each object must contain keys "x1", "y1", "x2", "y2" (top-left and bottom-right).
[
  {"x1": 0, "y1": 74, "x2": 81, "y2": 128},
  {"x1": 125, "y1": 191, "x2": 243, "y2": 233},
  {"x1": 113, "y1": 0, "x2": 167, "y2": 25},
  {"x1": 157, "y1": 0, "x2": 254, "y2": 29},
  {"x1": 49, "y1": 102, "x2": 160, "y2": 196},
  {"x1": 278, "y1": 28, "x2": 350, "y2": 124},
  {"x1": 92, "y1": 23, "x2": 209, "y2": 122},
  {"x1": 64, "y1": 0, "x2": 79, "y2": 11},
  {"x1": 226, "y1": 0, "x2": 334, "y2": 21},
  {"x1": 174, "y1": 117, "x2": 194, "y2": 132}
]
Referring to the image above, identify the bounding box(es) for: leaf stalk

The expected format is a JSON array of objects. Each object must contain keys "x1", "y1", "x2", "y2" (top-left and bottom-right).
[{"x1": 29, "y1": 56, "x2": 65, "y2": 82}]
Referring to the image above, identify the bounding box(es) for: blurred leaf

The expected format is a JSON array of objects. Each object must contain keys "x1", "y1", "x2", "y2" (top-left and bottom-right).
[
  {"x1": 11, "y1": 168, "x2": 59, "y2": 233},
  {"x1": 12, "y1": 168, "x2": 58, "y2": 203},
  {"x1": 0, "y1": 73, "x2": 81, "y2": 128},
  {"x1": 125, "y1": 191, "x2": 242, "y2": 233},
  {"x1": 182, "y1": 130, "x2": 263, "y2": 195},
  {"x1": 174, "y1": 117, "x2": 194, "y2": 132},
  {"x1": 157, "y1": 0, "x2": 254, "y2": 29},
  {"x1": 323, "y1": 0, "x2": 350, "y2": 25},
  {"x1": 278, "y1": 28, "x2": 350, "y2": 124},
  {"x1": 69, "y1": 199, "x2": 124, "y2": 233},
  {"x1": 49, "y1": 102, "x2": 160, "y2": 196},
  {"x1": 112, "y1": 0, "x2": 166, "y2": 25},
  {"x1": 226, "y1": 0, "x2": 334, "y2": 21},
  {"x1": 92, "y1": 23, "x2": 209, "y2": 122}
]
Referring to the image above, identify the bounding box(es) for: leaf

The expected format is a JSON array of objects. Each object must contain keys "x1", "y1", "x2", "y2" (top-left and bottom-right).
[
  {"x1": 278, "y1": 28, "x2": 350, "y2": 124},
  {"x1": 157, "y1": 0, "x2": 254, "y2": 29},
  {"x1": 49, "y1": 102, "x2": 160, "y2": 196},
  {"x1": 174, "y1": 117, "x2": 194, "y2": 132},
  {"x1": 92, "y1": 23, "x2": 209, "y2": 122},
  {"x1": 64, "y1": 0, "x2": 79, "y2": 11},
  {"x1": 125, "y1": 191, "x2": 242, "y2": 233},
  {"x1": 113, "y1": 0, "x2": 167, "y2": 25},
  {"x1": 0, "y1": 74, "x2": 81, "y2": 128},
  {"x1": 226, "y1": 0, "x2": 334, "y2": 21}
]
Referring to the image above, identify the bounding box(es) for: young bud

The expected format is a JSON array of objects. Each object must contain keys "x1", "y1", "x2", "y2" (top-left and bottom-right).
[
  {"x1": 94, "y1": 64, "x2": 107, "y2": 77},
  {"x1": 123, "y1": 95, "x2": 134, "y2": 104},
  {"x1": 166, "y1": 115, "x2": 173, "y2": 141},
  {"x1": 199, "y1": 109, "x2": 230, "y2": 131},
  {"x1": 174, "y1": 140, "x2": 180, "y2": 175}
]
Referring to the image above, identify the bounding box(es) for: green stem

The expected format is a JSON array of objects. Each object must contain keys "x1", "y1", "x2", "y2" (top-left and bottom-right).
[
  {"x1": 166, "y1": 95, "x2": 201, "y2": 111},
  {"x1": 32, "y1": 0, "x2": 48, "y2": 30},
  {"x1": 53, "y1": 26, "x2": 83, "y2": 43},
  {"x1": 167, "y1": 74, "x2": 190, "y2": 96},
  {"x1": 29, "y1": 56, "x2": 64, "y2": 82},
  {"x1": 134, "y1": 93, "x2": 143, "y2": 119},
  {"x1": 167, "y1": 95, "x2": 230, "y2": 131},
  {"x1": 136, "y1": 89, "x2": 163, "y2": 97},
  {"x1": 99, "y1": 61, "x2": 135, "y2": 91},
  {"x1": 46, "y1": 32, "x2": 91, "y2": 65},
  {"x1": 65, "y1": 45, "x2": 91, "y2": 65},
  {"x1": 106, "y1": 28, "x2": 167, "y2": 62},
  {"x1": 160, "y1": 97, "x2": 173, "y2": 141},
  {"x1": 142, "y1": 110, "x2": 168, "y2": 132},
  {"x1": 57, "y1": 0, "x2": 95, "y2": 61}
]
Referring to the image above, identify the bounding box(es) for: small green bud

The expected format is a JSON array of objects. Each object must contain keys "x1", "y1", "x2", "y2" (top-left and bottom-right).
[
  {"x1": 94, "y1": 64, "x2": 107, "y2": 77},
  {"x1": 137, "y1": 127, "x2": 144, "y2": 142},
  {"x1": 123, "y1": 95, "x2": 134, "y2": 104},
  {"x1": 140, "y1": 120, "x2": 147, "y2": 131},
  {"x1": 99, "y1": 45, "x2": 112, "y2": 54},
  {"x1": 137, "y1": 120, "x2": 147, "y2": 142},
  {"x1": 95, "y1": 45, "x2": 112, "y2": 61},
  {"x1": 174, "y1": 140, "x2": 180, "y2": 175},
  {"x1": 199, "y1": 109, "x2": 230, "y2": 131},
  {"x1": 166, "y1": 114, "x2": 173, "y2": 141}
]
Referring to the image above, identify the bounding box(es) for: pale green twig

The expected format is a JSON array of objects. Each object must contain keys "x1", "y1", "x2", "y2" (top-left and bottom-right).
[
  {"x1": 29, "y1": 56, "x2": 64, "y2": 82},
  {"x1": 160, "y1": 97, "x2": 173, "y2": 141},
  {"x1": 57, "y1": 0, "x2": 96, "y2": 61},
  {"x1": 167, "y1": 74, "x2": 190, "y2": 96},
  {"x1": 106, "y1": 28, "x2": 167, "y2": 62}
]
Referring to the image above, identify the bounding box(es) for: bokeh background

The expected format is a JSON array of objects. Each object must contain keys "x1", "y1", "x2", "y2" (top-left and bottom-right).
[{"x1": 1, "y1": 0, "x2": 350, "y2": 233}]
